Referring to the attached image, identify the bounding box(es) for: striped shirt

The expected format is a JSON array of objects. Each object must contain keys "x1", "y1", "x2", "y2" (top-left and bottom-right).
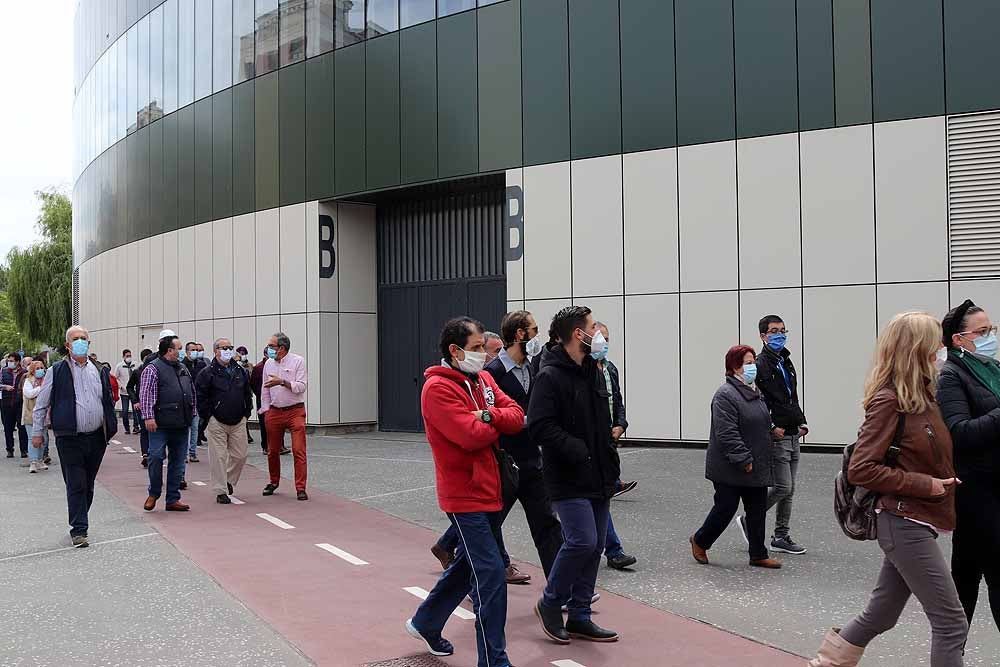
[{"x1": 31, "y1": 358, "x2": 103, "y2": 437}]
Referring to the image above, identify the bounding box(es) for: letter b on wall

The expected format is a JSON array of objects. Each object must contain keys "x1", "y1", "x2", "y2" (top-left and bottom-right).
[
  {"x1": 319, "y1": 214, "x2": 336, "y2": 279},
  {"x1": 505, "y1": 186, "x2": 524, "y2": 262}
]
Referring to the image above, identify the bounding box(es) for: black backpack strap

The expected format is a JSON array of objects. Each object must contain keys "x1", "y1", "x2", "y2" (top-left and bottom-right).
[{"x1": 884, "y1": 412, "x2": 906, "y2": 468}]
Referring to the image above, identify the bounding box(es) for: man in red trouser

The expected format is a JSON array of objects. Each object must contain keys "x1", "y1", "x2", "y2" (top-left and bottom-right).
[{"x1": 258, "y1": 332, "x2": 309, "y2": 500}]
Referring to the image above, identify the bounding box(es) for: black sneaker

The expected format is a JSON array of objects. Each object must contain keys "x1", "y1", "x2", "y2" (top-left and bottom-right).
[
  {"x1": 141, "y1": 455, "x2": 149, "y2": 468},
  {"x1": 72, "y1": 535, "x2": 89, "y2": 548},
  {"x1": 262, "y1": 483, "x2": 278, "y2": 496},
  {"x1": 216, "y1": 494, "x2": 231, "y2": 504},
  {"x1": 771, "y1": 535, "x2": 807, "y2": 555},
  {"x1": 534, "y1": 599, "x2": 570, "y2": 644},
  {"x1": 179, "y1": 480, "x2": 188, "y2": 490},
  {"x1": 5, "y1": 451, "x2": 13, "y2": 458},
  {"x1": 613, "y1": 480, "x2": 638, "y2": 498},
  {"x1": 405, "y1": 618, "x2": 454, "y2": 656},
  {"x1": 565, "y1": 618, "x2": 619, "y2": 642},
  {"x1": 43, "y1": 456, "x2": 51, "y2": 465},
  {"x1": 297, "y1": 490, "x2": 308, "y2": 501},
  {"x1": 607, "y1": 553, "x2": 637, "y2": 570}
]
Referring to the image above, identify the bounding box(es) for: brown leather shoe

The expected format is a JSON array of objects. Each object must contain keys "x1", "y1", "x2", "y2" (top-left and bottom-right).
[
  {"x1": 431, "y1": 543, "x2": 455, "y2": 570},
  {"x1": 143, "y1": 496, "x2": 157, "y2": 512},
  {"x1": 750, "y1": 558, "x2": 782, "y2": 569},
  {"x1": 505, "y1": 564, "x2": 531, "y2": 584},
  {"x1": 165, "y1": 501, "x2": 190, "y2": 512},
  {"x1": 690, "y1": 535, "x2": 709, "y2": 564}
]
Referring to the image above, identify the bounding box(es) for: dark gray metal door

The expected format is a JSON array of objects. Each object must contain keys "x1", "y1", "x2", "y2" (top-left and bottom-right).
[{"x1": 376, "y1": 179, "x2": 506, "y2": 432}]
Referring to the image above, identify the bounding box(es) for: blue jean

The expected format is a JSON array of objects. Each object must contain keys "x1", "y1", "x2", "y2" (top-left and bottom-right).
[
  {"x1": 604, "y1": 514, "x2": 624, "y2": 558},
  {"x1": 438, "y1": 523, "x2": 511, "y2": 569},
  {"x1": 29, "y1": 429, "x2": 48, "y2": 462},
  {"x1": 188, "y1": 414, "x2": 200, "y2": 458},
  {"x1": 542, "y1": 498, "x2": 610, "y2": 622},
  {"x1": 414, "y1": 511, "x2": 509, "y2": 667},
  {"x1": 148, "y1": 428, "x2": 187, "y2": 504}
]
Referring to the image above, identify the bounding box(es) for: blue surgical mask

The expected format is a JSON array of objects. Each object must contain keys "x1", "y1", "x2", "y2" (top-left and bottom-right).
[
  {"x1": 71, "y1": 339, "x2": 89, "y2": 357},
  {"x1": 178, "y1": 349, "x2": 186, "y2": 361},
  {"x1": 974, "y1": 332, "x2": 998, "y2": 359},
  {"x1": 6, "y1": 362, "x2": 15, "y2": 369},
  {"x1": 743, "y1": 363, "x2": 758, "y2": 384},
  {"x1": 766, "y1": 333, "x2": 787, "y2": 352},
  {"x1": 34, "y1": 369, "x2": 44, "y2": 379},
  {"x1": 266, "y1": 347, "x2": 277, "y2": 360}
]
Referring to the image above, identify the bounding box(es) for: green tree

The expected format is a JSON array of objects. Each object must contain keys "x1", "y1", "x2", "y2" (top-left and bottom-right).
[{"x1": 6, "y1": 188, "x2": 73, "y2": 348}]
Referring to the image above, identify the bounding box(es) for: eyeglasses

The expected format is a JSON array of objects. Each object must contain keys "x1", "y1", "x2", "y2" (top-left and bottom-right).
[
  {"x1": 765, "y1": 329, "x2": 789, "y2": 335},
  {"x1": 960, "y1": 326, "x2": 997, "y2": 338},
  {"x1": 218, "y1": 346, "x2": 234, "y2": 351}
]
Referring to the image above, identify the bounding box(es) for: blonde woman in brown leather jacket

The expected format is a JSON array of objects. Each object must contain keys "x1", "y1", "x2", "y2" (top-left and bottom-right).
[{"x1": 808, "y1": 312, "x2": 968, "y2": 667}]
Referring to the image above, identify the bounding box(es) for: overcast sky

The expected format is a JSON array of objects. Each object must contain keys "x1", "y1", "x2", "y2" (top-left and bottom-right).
[{"x1": 0, "y1": 1, "x2": 75, "y2": 261}]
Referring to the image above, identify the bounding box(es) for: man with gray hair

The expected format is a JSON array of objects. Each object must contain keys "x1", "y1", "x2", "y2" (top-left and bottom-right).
[
  {"x1": 259, "y1": 332, "x2": 309, "y2": 500},
  {"x1": 31, "y1": 326, "x2": 119, "y2": 548},
  {"x1": 195, "y1": 338, "x2": 253, "y2": 504},
  {"x1": 484, "y1": 331, "x2": 503, "y2": 364}
]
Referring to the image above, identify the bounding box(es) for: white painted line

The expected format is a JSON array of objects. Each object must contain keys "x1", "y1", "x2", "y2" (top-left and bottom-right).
[
  {"x1": 256, "y1": 513, "x2": 295, "y2": 530},
  {"x1": 110, "y1": 439, "x2": 122, "y2": 445},
  {"x1": 229, "y1": 496, "x2": 245, "y2": 505},
  {"x1": 122, "y1": 446, "x2": 136, "y2": 453},
  {"x1": 552, "y1": 661, "x2": 588, "y2": 667},
  {"x1": 403, "y1": 587, "x2": 476, "y2": 620},
  {"x1": 191, "y1": 481, "x2": 207, "y2": 486},
  {"x1": 315, "y1": 543, "x2": 369, "y2": 566},
  {"x1": 0, "y1": 533, "x2": 159, "y2": 563},
  {"x1": 352, "y1": 484, "x2": 436, "y2": 502},
  {"x1": 309, "y1": 453, "x2": 434, "y2": 464}
]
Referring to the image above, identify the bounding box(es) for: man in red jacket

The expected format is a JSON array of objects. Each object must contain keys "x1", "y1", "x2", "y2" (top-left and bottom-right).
[{"x1": 406, "y1": 317, "x2": 524, "y2": 667}]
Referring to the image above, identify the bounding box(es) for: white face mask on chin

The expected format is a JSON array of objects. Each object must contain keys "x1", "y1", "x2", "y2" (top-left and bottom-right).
[{"x1": 456, "y1": 349, "x2": 487, "y2": 374}]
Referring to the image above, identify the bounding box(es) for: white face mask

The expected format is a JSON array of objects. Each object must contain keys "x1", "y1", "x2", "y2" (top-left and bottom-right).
[
  {"x1": 220, "y1": 349, "x2": 235, "y2": 362},
  {"x1": 456, "y1": 349, "x2": 487, "y2": 375},
  {"x1": 525, "y1": 334, "x2": 543, "y2": 358}
]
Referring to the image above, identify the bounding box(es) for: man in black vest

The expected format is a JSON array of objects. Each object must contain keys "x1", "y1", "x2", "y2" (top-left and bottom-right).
[
  {"x1": 31, "y1": 326, "x2": 118, "y2": 548},
  {"x1": 139, "y1": 334, "x2": 195, "y2": 513}
]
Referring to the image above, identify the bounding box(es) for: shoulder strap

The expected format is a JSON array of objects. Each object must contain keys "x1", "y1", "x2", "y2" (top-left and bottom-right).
[{"x1": 884, "y1": 412, "x2": 906, "y2": 467}]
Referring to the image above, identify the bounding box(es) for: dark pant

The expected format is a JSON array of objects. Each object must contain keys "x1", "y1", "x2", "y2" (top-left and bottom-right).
[
  {"x1": 120, "y1": 397, "x2": 131, "y2": 432},
  {"x1": 135, "y1": 403, "x2": 149, "y2": 455},
  {"x1": 542, "y1": 497, "x2": 610, "y2": 622},
  {"x1": 54, "y1": 431, "x2": 107, "y2": 537},
  {"x1": 694, "y1": 482, "x2": 769, "y2": 561},
  {"x1": 1, "y1": 403, "x2": 26, "y2": 455},
  {"x1": 147, "y1": 427, "x2": 187, "y2": 504},
  {"x1": 413, "y1": 511, "x2": 509, "y2": 667},
  {"x1": 952, "y1": 479, "x2": 1000, "y2": 631},
  {"x1": 605, "y1": 514, "x2": 624, "y2": 558},
  {"x1": 257, "y1": 410, "x2": 268, "y2": 453}
]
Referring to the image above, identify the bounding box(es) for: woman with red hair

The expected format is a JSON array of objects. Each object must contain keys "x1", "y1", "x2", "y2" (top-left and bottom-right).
[{"x1": 690, "y1": 345, "x2": 782, "y2": 569}]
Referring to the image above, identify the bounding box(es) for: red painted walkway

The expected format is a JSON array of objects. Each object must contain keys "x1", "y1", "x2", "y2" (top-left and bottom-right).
[{"x1": 97, "y1": 433, "x2": 805, "y2": 667}]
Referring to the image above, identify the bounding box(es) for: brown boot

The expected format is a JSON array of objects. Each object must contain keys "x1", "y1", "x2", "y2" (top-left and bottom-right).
[
  {"x1": 750, "y1": 558, "x2": 782, "y2": 569},
  {"x1": 505, "y1": 564, "x2": 531, "y2": 584},
  {"x1": 807, "y1": 628, "x2": 864, "y2": 666},
  {"x1": 431, "y1": 543, "x2": 455, "y2": 570},
  {"x1": 143, "y1": 496, "x2": 157, "y2": 512},
  {"x1": 165, "y1": 501, "x2": 190, "y2": 511},
  {"x1": 689, "y1": 535, "x2": 709, "y2": 564}
]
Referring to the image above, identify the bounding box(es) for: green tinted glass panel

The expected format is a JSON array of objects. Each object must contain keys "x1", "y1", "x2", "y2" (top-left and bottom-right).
[
  {"x1": 162, "y1": 113, "x2": 179, "y2": 232},
  {"x1": 400, "y1": 22, "x2": 438, "y2": 183},
  {"x1": 148, "y1": 119, "x2": 165, "y2": 236},
  {"x1": 366, "y1": 33, "x2": 402, "y2": 190},
  {"x1": 620, "y1": 0, "x2": 676, "y2": 152},
  {"x1": 194, "y1": 97, "x2": 214, "y2": 223},
  {"x1": 335, "y1": 44, "x2": 366, "y2": 195},
  {"x1": 569, "y1": 0, "x2": 621, "y2": 159},
  {"x1": 437, "y1": 12, "x2": 478, "y2": 178},
  {"x1": 213, "y1": 88, "x2": 234, "y2": 219},
  {"x1": 521, "y1": 0, "x2": 569, "y2": 166},
  {"x1": 833, "y1": 0, "x2": 872, "y2": 125},
  {"x1": 134, "y1": 126, "x2": 150, "y2": 240},
  {"x1": 797, "y1": 0, "x2": 835, "y2": 131},
  {"x1": 306, "y1": 52, "x2": 335, "y2": 200},
  {"x1": 279, "y1": 62, "x2": 307, "y2": 206},
  {"x1": 478, "y1": 0, "x2": 521, "y2": 171},
  {"x1": 177, "y1": 104, "x2": 196, "y2": 228},
  {"x1": 945, "y1": 0, "x2": 1000, "y2": 114},
  {"x1": 735, "y1": 0, "x2": 798, "y2": 138},
  {"x1": 871, "y1": 0, "x2": 944, "y2": 122},
  {"x1": 232, "y1": 80, "x2": 255, "y2": 215},
  {"x1": 255, "y1": 71, "x2": 280, "y2": 210},
  {"x1": 675, "y1": 0, "x2": 735, "y2": 145}
]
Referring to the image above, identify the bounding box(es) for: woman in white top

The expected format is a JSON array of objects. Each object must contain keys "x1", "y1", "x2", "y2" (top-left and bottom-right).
[{"x1": 22, "y1": 361, "x2": 49, "y2": 473}]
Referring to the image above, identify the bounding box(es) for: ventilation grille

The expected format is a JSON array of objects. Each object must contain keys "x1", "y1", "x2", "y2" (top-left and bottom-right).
[
  {"x1": 72, "y1": 267, "x2": 80, "y2": 326},
  {"x1": 948, "y1": 111, "x2": 1000, "y2": 279}
]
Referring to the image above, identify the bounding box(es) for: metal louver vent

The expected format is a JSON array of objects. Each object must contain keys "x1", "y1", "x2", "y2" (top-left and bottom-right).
[
  {"x1": 72, "y1": 268, "x2": 80, "y2": 326},
  {"x1": 948, "y1": 111, "x2": 1000, "y2": 279}
]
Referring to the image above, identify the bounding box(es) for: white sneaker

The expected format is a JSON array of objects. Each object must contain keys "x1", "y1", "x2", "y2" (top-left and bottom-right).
[
  {"x1": 39, "y1": 461, "x2": 49, "y2": 471},
  {"x1": 28, "y1": 461, "x2": 38, "y2": 473}
]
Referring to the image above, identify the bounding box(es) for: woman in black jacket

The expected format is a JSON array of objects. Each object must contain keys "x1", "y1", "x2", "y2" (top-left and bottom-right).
[
  {"x1": 937, "y1": 299, "x2": 1000, "y2": 631},
  {"x1": 690, "y1": 345, "x2": 780, "y2": 569}
]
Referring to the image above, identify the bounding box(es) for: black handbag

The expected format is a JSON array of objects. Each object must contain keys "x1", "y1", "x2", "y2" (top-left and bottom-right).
[{"x1": 494, "y1": 446, "x2": 520, "y2": 507}]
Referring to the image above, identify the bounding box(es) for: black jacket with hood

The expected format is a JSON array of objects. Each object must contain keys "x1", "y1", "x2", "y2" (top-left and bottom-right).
[
  {"x1": 755, "y1": 345, "x2": 806, "y2": 434},
  {"x1": 527, "y1": 344, "x2": 620, "y2": 501}
]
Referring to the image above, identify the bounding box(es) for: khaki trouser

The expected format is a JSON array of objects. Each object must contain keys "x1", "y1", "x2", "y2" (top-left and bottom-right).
[{"x1": 206, "y1": 417, "x2": 248, "y2": 496}]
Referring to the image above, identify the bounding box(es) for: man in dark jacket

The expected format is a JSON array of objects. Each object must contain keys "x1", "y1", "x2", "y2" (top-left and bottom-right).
[
  {"x1": 182, "y1": 341, "x2": 208, "y2": 462},
  {"x1": 753, "y1": 315, "x2": 808, "y2": 556},
  {"x1": 528, "y1": 306, "x2": 619, "y2": 644},
  {"x1": 1, "y1": 352, "x2": 28, "y2": 458},
  {"x1": 196, "y1": 338, "x2": 253, "y2": 505}
]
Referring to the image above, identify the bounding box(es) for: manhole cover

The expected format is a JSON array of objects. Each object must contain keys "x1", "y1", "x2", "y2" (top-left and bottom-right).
[{"x1": 363, "y1": 656, "x2": 451, "y2": 667}]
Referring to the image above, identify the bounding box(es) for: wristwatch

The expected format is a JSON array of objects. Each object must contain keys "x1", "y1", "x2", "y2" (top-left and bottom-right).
[{"x1": 481, "y1": 410, "x2": 493, "y2": 424}]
